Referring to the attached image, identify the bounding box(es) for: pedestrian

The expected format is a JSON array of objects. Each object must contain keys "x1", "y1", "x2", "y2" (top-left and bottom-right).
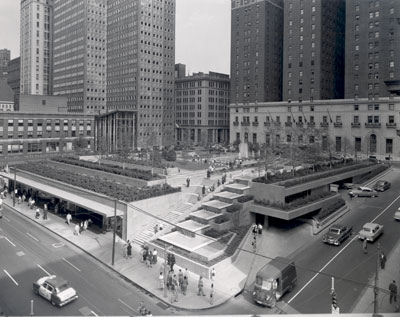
[
  {"x1": 123, "y1": 241, "x2": 128, "y2": 259},
  {"x1": 154, "y1": 223, "x2": 159, "y2": 234},
  {"x1": 79, "y1": 222, "x2": 84, "y2": 234},
  {"x1": 74, "y1": 224, "x2": 80, "y2": 236},
  {"x1": 258, "y1": 223, "x2": 263, "y2": 235},
  {"x1": 252, "y1": 224, "x2": 257, "y2": 235},
  {"x1": 217, "y1": 179, "x2": 220, "y2": 187},
  {"x1": 127, "y1": 241, "x2": 132, "y2": 259},
  {"x1": 137, "y1": 301, "x2": 146, "y2": 316},
  {"x1": 202, "y1": 185, "x2": 206, "y2": 195},
  {"x1": 43, "y1": 204, "x2": 48, "y2": 220},
  {"x1": 181, "y1": 275, "x2": 188, "y2": 295},
  {"x1": 22, "y1": 194, "x2": 26, "y2": 202},
  {"x1": 30, "y1": 198, "x2": 35, "y2": 209},
  {"x1": 147, "y1": 250, "x2": 153, "y2": 268},
  {"x1": 152, "y1": 248, "x2": 158, "y2": 264},
  {"x1": 66, "y1": 212, "x2": 72, "y2": 225},
  {"x1": 172, "y1": 275, "x2": 179, "y2": 302},
  {"x1": 197, "y1": 276, "x2": 205, "y2": 296},
  {"x1": 178, "y1": 269, "x2": 184, "y2": 288},
  {"x1": 380, "y1": 251, "x2": 386, "y2": 269},
  {"x1": 158, "y1": 272, "x2": 164, "y2": 290},
  {"x1": 363, "y1": 238, "x2": 368, "y2": 254},
  {"x1": 389, "y1": 280, "x2": 397, "y2": 304},
  {"x1": 184, "y1": 267, "x2": 189, "y2": 279},
  {"x1": 210, "y1": 267, "x2": 216, "y2": 281},
  {"x1": 252, "y1": 236, "x2": 257, "y2": 252},
  {"x1": 84, "y1": 219, "x2": 88, "y2": 231},
  {"x1": 167, "y1": 269, "x2": 173, "y2": 290},
  {"x1": 35, "y1": 208, "x2": 40, "y2": 219},
  {"x1": 209, "y1": 283, "x2": 214, "y2": 305},
  {"x1": 18, "y1": 196, "x2": 22, "y2": 204}
]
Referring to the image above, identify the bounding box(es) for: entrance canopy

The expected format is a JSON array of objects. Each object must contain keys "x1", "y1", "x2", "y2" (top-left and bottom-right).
[{"x1": 1, "y1": 172, "x2": 124, "y2": 218}]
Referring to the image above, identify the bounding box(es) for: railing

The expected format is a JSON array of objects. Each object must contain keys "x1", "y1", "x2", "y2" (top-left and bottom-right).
[
  {"x1": 365, "y1": 122, "x2": 381, "y2": 128},
  {"x1": 233, "y1": 121, "x2": 239, "y2": 126},
  {"x1": 241, "y1": 122, "x2": 250, "y2": 126},
  {"x1": 296, "y1": 122, "x2": 304, "y2": 127},
  {"x1": 320, "y1": 122, "x2": 329, "y2": 127},
  {"x1": 285, "y1": 122, "x2": 292, "y2": 127},
  {"x1": 333, "y1": 122, "x2": 343, "y2": 128},
  {"x1": 307, "y1": 122, "x2": 315, "y2": 127},
  {"x1": 264, "y1": 122, "x2": 271, "y2": 126},
  {"x1": 252, "y1": 122, "x2": 259, "y2": 126},
  {"x1": 351, "y1": 122, "x2": 360, "y2": 128},
  {"x1": 386, "y1": 122, "x2": 397, "y2": 128}
]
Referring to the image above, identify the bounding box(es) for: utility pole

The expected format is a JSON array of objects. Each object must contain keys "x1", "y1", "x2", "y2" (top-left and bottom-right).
[
  {"x1": 111, "y1": 199, "x2": 117, "y2": 266},
  {"x1": 331, "y1": 277, "x2": 339, "y2": 314},
  {"x1": 13, "y1": 167, "x2": 16, "y2": 207},
  {"x1": 163, "y1": 244, "x2": 172, "y2": 298},
  {"x1": 30, "y1": 299, "x2": 34, "y2": 316}
]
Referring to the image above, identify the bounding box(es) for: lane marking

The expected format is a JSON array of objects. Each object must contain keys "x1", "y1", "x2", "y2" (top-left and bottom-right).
[
  {"x1": 4, "y1": 237, "x2": 16, "y2": 247},
  {"x1": 62, "y1": 258, "x2": 81, "y2": 272},
  {"x1": 3, "y1": 216, "x2": 10, "y2": 222},
  {"x1": 3, "y1": 269, "x2": 19, "y2": 286},
  {"x1": 288, "y1": 192, "x2": 400, "y2": 304},
  {"x1": 118, "y1": 299, "x2": 137, "y2": 313},
  {"x1": 26, "y1": 232, "x2": 39, "y2": 242},
  {"x1": 37, "y1": 264, "x2": 51, "y2": 276},
  {"x1": 90, "y1": 311, "x2": 98, "y2": 316}
]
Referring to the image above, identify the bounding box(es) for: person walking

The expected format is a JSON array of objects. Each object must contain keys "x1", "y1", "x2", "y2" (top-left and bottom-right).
[
  {"x1": 35, "y1": 208, "x2": 40, "y2": 219},
  {"x1": 252, "y1": 236, "x2": 257, "y2": 252},
  {"x1": 158, "y1": 272, "x2": 164, "y2": 290},
  {"x1": 43, "y1": 204, "x2": 48, "y2": 220},
  {"x1": 167, "y1": 270, "x2": 173, "y2": 290},
  {"x1": 258, "y1": 223, "x2": 263, "y2": 235},
  {"x1": 202, "y1": 185, "x2": 206, "y2": 196},
  {"x1": 389, "y1": 280, "x2": 397, "y2": 304},
  {"x1": 209, "y1": 283, "x2": 214, "y2": 305},
  {"x1": 178, "y1": 269, "x2": 184, "y2": 289},
  {"x1": 66, "y1": 213, "x2": 72, "y2": 225},
  {"x1": 197, "y1": 276, "x2": 205, "y2": 296},
  {"x1": 74, "y1": 224, "x2": 80, "y2": 236},
  {"x1": 210, "y1": 267, "x2": 216, "y2": 281},
  {"x1": 146, "y1": 250, "x2": 153, "y2": 268},
  {"x1": 127, "y1": 241, "x2": 132, "y2": 259},
  {"x1": 363, "y1": 239, "x2": 368, "y2": 254},
  {"x1": 170, "y1": 275, "x2": 178, "y2": 303},
  {"x1": 380, "y1": 251, "x2": 386, "y2": 269},
  {"x1": 181, "y1": 275, "x2": 188, "y2": 295}
]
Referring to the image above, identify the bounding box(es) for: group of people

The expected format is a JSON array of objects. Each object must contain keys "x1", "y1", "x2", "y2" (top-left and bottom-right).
[
  {"x1": 137, "y1": 301, "x2": 152, "y2": 316},
  {"x1": 140, "y1": 245, "x2": 158, "y2": 267},
  {"x1": 163, "y1": 267, "x2": 189, "y2": 303}
]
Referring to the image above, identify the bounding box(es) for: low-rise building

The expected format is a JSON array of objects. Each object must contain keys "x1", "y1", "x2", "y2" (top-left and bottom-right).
[
  {"x1": 230, "y1": 97, "x2": 400, "y2": 160},
  {"x1": 175, "y1": 64, "x2": 230, "y2": 146}
]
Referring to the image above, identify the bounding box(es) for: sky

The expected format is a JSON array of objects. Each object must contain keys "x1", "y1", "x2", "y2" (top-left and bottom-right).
[{"x1": 0, "y1": 0, "x2": 231, "y2": 75}]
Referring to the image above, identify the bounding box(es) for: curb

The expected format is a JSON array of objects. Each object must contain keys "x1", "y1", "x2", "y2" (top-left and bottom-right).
[{"x1": 4, "y1": 201, "x2": 237, "y2": 312}]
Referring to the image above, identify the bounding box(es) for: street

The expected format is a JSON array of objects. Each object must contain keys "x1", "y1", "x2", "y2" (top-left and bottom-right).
[
  {"x1": 285, "y1": 168, "x2": 400, "y2": 313},
  {"x1": 0, "y1": 206, "x2": 170, "y2": 316}
]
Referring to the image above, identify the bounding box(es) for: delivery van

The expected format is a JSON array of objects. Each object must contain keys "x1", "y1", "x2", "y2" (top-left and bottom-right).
[{"x1": 253, "y1": 256, "x2": 297, "y2": 307}]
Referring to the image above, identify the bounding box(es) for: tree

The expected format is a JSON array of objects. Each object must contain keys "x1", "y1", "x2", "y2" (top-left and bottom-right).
[
  {"x1": 73, "y1": 136, "x2": 87, "y2": 155},
  {"x1": 232, "y1": 139, "x2": 241, "y2": 152}
]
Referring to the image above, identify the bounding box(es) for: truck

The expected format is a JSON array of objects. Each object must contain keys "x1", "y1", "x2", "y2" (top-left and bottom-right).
[{"x1": 253, "y1": 256, "x2": 297, "y2": 308}]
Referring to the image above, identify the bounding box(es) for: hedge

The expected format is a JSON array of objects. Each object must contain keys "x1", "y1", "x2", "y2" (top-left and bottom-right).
[
  {"x1": 214, "y1": 215, "x2": 230, "y2": 224},
  {"x1": 52, "y1": 157, "x2": 159, "y2": 181},
  {"x1": 17, "y1": 161, "x2": 180, "y2": 202},
  {"x1": 237, "y1": 195, "x2": 254, "y2": 203},
  {"x1": 315, "y1": 198, "x2": 346, "y2": 221}
]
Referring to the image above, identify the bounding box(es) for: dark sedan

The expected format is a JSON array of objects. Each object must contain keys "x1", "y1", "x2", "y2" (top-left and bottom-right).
[{"x1": 322, "y1": 224, "x2": 353, "y2": 246}]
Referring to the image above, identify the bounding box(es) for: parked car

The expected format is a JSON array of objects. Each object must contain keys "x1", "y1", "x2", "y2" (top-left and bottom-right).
[
  {"x1": 349, "y1": 186, "x2": 378, "y2": 198},
  {"x1": 322, "y1": 224, "x2": 353, "y2": 246},
  {"x1": 358, "y1": 222, "x2": 384, "y2": 242},
  {"x1": 341, "y1": 183, "x2": 354, "y2": 190},
  {"x1": 373, "y1": 180, "x2": 391, "y2": 192},
  {"x1": 33, "y1": 275, "x2": 78, "y2": 307},
  {"x1": 394, "y1": 208, "x2": 400, "y2": 221}
]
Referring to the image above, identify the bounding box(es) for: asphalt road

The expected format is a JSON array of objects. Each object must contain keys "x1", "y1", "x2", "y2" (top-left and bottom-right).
[
  {"x1": 285, "y1": 168, "x2": 400, "y2": 314},
  {"x1": 0, "y1": 206, "x2": 172, "y2": 316}
]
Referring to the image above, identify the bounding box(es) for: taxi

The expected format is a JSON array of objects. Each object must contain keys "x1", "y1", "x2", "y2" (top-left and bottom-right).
[{"x1": 33, "y1": 275, "x2": 78, "y2": 307}]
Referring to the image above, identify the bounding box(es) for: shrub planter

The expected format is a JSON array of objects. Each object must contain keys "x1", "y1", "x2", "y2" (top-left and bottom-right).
[
  {"x1": 210, "y1": 219, "x2": 233, "y2": 232},
  {"x1": 312, "y1": 204, "x2": 349, "y2": 235}
]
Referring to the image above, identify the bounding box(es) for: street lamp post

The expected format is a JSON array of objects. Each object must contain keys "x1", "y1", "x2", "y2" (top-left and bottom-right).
[
  {"x1": 373, "y1": 244, "x2": 381, "y2": 315},
  {"x1": 111, "y1": 199, "x2": 117, "y2": 266},
  {"x1": 13, "y1": 167, "x2": 16, "y2": 207},
  {"x1": 163, "y1": 244, "x2": 172, "y2": 298}
]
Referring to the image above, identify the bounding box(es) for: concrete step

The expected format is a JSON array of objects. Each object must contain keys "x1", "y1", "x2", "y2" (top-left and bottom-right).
[
  {"x1": 224, "y1": 182, "x2": 250, "y2": 195},
  {"x1": 190, "y1": 209, "x2": 220, "y2": 223},
  {"x1": 202, "y1": 200, "x2": 232, "y2": 213},
  {"x1": 213, "y1": 191, "x2": 243, "y2": 203},
  {"x1": 133, "y1": 229, "x2": 154, "y2": 245},
  {"x1": 176, "y1": 219, "x2": 210, "y2": 234}
]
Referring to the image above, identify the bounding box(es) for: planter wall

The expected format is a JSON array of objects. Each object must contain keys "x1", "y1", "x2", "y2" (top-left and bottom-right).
[
  {"x1": 249, "y1": 194, "x2": 342, "y2": 220},
  {"x1": 97, "y1": 158, "x2": 167, "y2": 175},
  {"x1": 210, "y1": 220, "x2": 233, "y2": 232}
]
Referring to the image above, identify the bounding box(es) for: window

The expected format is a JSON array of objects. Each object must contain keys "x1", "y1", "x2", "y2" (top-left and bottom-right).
[
  {"x1": 309, "y1": 135, "x2": 315, "y2": 143},
  {"x1": 386, "y1": 139, "x2": 393, "y2": 154},
  {"x1": 354, "y1": 116, "x2": 359, "y2": 124},
  {"x1": 336, "y1": 137, "x2": 342, "y2": 152},
  {"x1": 388, "y1": 115, "x2": 394, "y2": 124},
  {"x1": 355, "y1": 137, "x2": 362, "y2": 152},
  {"x1": 354, "y1": 104, "x2": 359, "y2": 111},
  {"x1": 287, "y1": 134, "x2": 292, "y2": 143}
]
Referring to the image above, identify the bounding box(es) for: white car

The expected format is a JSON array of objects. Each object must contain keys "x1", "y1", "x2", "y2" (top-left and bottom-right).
[
  {"x1": 33, "y1": 275, "x2": 78, "y2": 307},
  {"x1": 358, "y1": 222, "x2": 384, "y2": 242},
  {"x1": 395, "y1": 208, "x2": 400, "y2": 221},
  {"x1": 349, "y1": 186, "x2": 378, "y2": 198}
]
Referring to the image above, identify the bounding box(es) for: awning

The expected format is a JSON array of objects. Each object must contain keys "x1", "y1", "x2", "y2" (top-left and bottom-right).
[{"x1": 0, "y1": 172, "x2": 124, "y2": 218}]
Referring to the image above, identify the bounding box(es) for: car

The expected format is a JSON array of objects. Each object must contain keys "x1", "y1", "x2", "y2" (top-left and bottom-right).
[
  {"x1": 373, "y1": 180, "x2": 391, "y2": 192},
  {"x1": 33, "y1": 275, "x2": 78, "y2": 307},
  {"x1": 341, "y1": 183, "x2": 354, "y2": 190},
  {"x1": 349, "y1": 186, "x2": 379, "y2": 198},
  {"x1": 394, "y1": 208, "x2": 400, "y2": 221},
  {"x1": 322, "y1": 224, "x2": 353, "y2": 246},
  {"x1": 358, "y1": 222, "x2": 384, "y2": 242}
]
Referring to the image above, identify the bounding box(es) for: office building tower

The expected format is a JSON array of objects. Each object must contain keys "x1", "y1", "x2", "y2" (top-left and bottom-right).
[
  {"x1": 52, "y1": 0, "x2": 107, "y2": 114},
  {"x1": 175, "y1": 64, "x2": 230, "y2": 145},
  {"x1": 20, "y1": 0, "x2": 53, "y2": 96},
  {"x1": 7, "y1": 57, "x2": 21, "y2": 110},
  {"x1": 345, "y1": 0, "x2": 400, "y2": 99},
  {"x1": 107, "y1": 0, "x2": 176, "y2": 148},
  {"x1": 282, "y1": 0, "x2": 345, "y2": 102},
  {"x1": 0, "y1": 49, "x2": 11, "y2": 79},
  {"x1": 230, "y1": 0, "x2": 283, "y2": 104}
]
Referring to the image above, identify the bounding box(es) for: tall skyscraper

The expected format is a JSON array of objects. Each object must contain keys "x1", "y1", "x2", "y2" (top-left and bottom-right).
[
  {"x1": 52, "y1": 0, "x2": 107, "y2": 114},
  {"x1": 0, "y1": 49, "x2": 11, "y2": 79},
  {"x1": 345, "y1": 0, "x2": 400, "y2": 99},
  {"x1": 230, "y1": 0, "x2": 283, "y2": 104},
  {"x1": 282, "y1": 0, "x2": 345, "y2": 102},
  {"x1": 107, "y1": 0, "x2": 176, "y2": 148},
  {"x1": 20, "y1": 0, "x2": 53, "y2": 96}
]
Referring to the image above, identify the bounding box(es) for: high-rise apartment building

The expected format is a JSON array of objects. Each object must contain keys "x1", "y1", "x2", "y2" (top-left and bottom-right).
[
  {"x1": 20, "y1": 0, "x2": 53, "y2": 96},
  {"x1": 0, "y1": 49, "x2": 11, "y2": 79},
  {"x1": 282, "y1": 0, "x2": 345, "y2": 102},
  {"x1": 230, "y1": 0, "x2": 283, "y2": 105},
  {"x1": 107, "y1": 0, "x2": 176, "y2": 148},
  {"x1": 175, "y1": 64, "x2": 230, "y2": 146},
  {"x1": 345, "y1": 0, "x2": 400, "y2": 99},
  {"x1": 52, "y1": 0, "x2": 107, "y2": 114}
]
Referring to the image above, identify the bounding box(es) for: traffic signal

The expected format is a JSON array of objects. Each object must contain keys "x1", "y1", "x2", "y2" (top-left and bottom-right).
[
  {"x1": 170, "y1": 254, "x2": 176, "y2": 267},
  {"x1": 166, "y1": 253, "x2": 171, "y2": 265},
  {"x1": 331, "y1": 291, "x2": 338, "y2": 309}
]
